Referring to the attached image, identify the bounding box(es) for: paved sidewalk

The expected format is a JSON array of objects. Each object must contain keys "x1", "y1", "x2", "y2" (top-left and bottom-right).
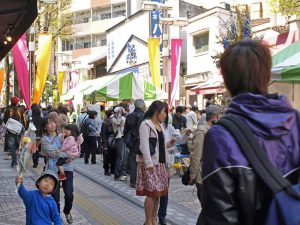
[
  {"x1": 73, "y1": 155, "x2": 200, "y2": 225},
  {"x1": 0, "y1": 148, "x2": 91, "y2": 225},
  {"x1": 0, "y1": 144, "x2": 200, "y2": 225}
]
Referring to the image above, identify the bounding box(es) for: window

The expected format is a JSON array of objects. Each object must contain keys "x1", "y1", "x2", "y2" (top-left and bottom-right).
[
  {"x1": 101, "y1": 13, "x2": 111, "y2": 20},
  {"x1": 83, "y1": 17, "x2": 89, "y2": 23},
  {"x1": 101, "y1": 39, "x2": 107, "y2": 46},
  {"x1": 194, "y1": 32, "x2": 209, "y2": 54},
  {"x1": 84, "y1": 42, "x2": 91, "y2": 48}
]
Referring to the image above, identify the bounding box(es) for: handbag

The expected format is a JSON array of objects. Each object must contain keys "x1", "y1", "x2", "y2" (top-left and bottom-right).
[
  {"x1": 5, "y1": 118, "x2": 23, "y2": 135},
  {"x1": 108, "y1": 132, "x2": 118, "y2": 149},
  {"x1": 182, "y1": 167, "x2": 191, "y2": 185},
  {"x1": 137, "y1": 126, "x2": 157, "y2": 156}
]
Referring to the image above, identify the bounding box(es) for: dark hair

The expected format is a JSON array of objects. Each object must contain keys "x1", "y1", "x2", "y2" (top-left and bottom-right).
[
  {"x1": 64, "y1": 124, "x2": 80, "y2": 139},
  {"x1": 163, "y1": 102, "x2": 169, "y2": 127},
  {"x1": 176, "y1": 106, "x2": 184, "y2": 114},
  {"x1": 191, "y1": 105, "x2": 199, "y2": 112},
  {"x1": 119, "y1": 102, "x2": 129, "y2": 113},
  {"x1": 100, "y1": 105, "x2": 105, "y2": 111},
  {"x1": 58, "y1": 105, "x2": 68, "y2": 115},
  {"x1": 144, "y1": 100, "x2": 165, "y2": 120},
  {"x1": 31, "y1": 103, "x2": 39, "y2": 108},
  {"x1": 105, "y1": 109, "x2": 113, "y2": 118},
  {"x1": 88, "y1": 110, "x2": 97, "y2": 118},
  {"x1": 41, "y1": 117, "x2": 57, "y2": 135},
  {"x1": 220, "y1": 40, "x2": 271, "y2": 97},
  {"x1": 32, "y1": 106, "x2": 42, "y2": 118}
]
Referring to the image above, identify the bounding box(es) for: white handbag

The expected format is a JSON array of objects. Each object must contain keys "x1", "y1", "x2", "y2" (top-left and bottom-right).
[{"x1": 5, "y1": 118, "x2": 23, "y2": 135}]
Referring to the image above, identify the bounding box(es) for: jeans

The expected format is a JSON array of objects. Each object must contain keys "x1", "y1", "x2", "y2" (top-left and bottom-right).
[
  {"x1": 114, "y1": 138, "x2": 126, "y2": 179},
  {"x1": 129, "y1": 150, "x2": 137, "y2": 185},
  {"x1": 196, "y1": 183, "x2": 202, "y2": 203},
  {"x1": 158, "y1": 178, "x2": 170, "y2": 220},
  {"x1": 84, "y1": 136, "x2": 97, "y2": 164},
  {"x1": 6, "y1": 132, "x2": 20, "y2": 166},
  {"x1": 52, "y1": 171, "x2": 74, "y2": 215}
]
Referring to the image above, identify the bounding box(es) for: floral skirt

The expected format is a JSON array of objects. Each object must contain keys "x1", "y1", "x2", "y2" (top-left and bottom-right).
[{"x1": 136, "y1": 162, "x2": 168, "y2": 197}]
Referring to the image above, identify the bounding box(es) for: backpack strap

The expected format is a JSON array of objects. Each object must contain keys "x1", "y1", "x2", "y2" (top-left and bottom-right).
[
  {"x1": 217, "y1": 114, "x2": 300, "y2": 199},
  {"x1": 80, "y1": 114, "x2": 88, "y2": 129}
]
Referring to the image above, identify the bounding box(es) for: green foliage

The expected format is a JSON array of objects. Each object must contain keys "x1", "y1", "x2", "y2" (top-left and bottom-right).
[
  {"x1": 36, "y1": 0, "x2": 73, "y2": 39},
  {"x1": 42, "y1": 75, "x2": 58, "y2": 105},
  {"x1": 268, "y1": 0, "x2": 300, "y2": 16}
]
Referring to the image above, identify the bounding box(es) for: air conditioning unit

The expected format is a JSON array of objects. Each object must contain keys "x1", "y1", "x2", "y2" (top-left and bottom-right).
[{"x1": 270, "y1": 13, "x2": 289, "y2": 33}]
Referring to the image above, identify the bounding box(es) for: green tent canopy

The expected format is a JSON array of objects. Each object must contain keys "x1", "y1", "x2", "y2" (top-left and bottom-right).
[
  {"x1": 83, "y1": 72, "x2": 167, "y2": 100},
  {"x1": 272, "y1": 40, "x2": 300, "y2": 81},
  {"x1": 61, "y1": 72, "x2": 167, "y2": 101}
]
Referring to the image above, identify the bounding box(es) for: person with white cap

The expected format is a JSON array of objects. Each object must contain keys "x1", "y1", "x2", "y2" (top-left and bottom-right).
[
  {"x1": 15, "y1": 170, "x2": 62, "y2": 225},
  {"x1": 111, "y1": 106, "x2": 127, "y2": 181},
  {"x1": 189, "y1": 104, "x2": 224, "y2": 203}
]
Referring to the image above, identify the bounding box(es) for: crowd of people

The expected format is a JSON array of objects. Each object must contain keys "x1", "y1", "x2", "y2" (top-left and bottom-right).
[{"x1": 2, "y1": 40, "x2": 300, "y2": 225}]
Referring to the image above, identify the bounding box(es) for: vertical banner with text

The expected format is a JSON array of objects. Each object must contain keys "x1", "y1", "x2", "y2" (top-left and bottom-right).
[
  {"x1": 33, "y1": 34, "x2": 52, "y2": 104},
  {"x1": 170, "y1": 39, "x2": 183, "y2": 108},
  {"x1": 148, "y1": 38, "x2": 161, "y2": 88},
  {"x1": 12, "y1": 34, "x2": 30, "y2": 108}
]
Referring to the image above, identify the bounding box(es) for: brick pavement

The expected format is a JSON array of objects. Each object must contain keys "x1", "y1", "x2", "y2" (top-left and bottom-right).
[
  {"x1": 0, "y1": 147, "x2": 91, "y2": 225},
  {"x1": 73, "y1": 155, "x2": 200, "y2": 225},
  {"x1": 0, "y1": 142, "x2": 200, "y2": 225}
]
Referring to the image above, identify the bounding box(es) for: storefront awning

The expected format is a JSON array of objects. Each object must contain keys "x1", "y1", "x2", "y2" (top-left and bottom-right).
[
  {"x1": 191, "y1": 75, "x2": 225, "y2": 94},
  {"x1": 272, "y1": 39, "x2": 300, "y2": 81},
  {"x1": 0, "y1": 0, "x2": 37, "y2": 60}
]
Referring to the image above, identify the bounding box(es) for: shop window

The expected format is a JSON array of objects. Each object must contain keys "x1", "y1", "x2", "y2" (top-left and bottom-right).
[
  {"x1": 194, "y1": 32, "x2": 209, "y2": 54},
  {"x1": 101, "y1": 13, "x2": 111, "y2": 20},
  {"x1": 84, "y1": 42, "x2": 91, "y2": 48},
  {"x1": 101, "y1": 39, "x2": 107, "y2": 46}
]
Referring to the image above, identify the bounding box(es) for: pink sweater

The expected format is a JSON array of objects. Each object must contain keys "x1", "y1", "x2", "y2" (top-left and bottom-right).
[{"x1": 61, "y1": 135, "x2": 84, "y2": 156}]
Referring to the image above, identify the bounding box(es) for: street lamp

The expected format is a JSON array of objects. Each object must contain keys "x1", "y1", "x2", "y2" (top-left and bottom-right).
[{"x1": 141, "y1": 1, "x2": 188, "y2": 97}]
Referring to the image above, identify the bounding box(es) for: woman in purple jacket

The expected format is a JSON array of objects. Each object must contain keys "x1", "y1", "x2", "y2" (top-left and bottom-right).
[{"x1": 198, "y1": 40, "x2": 300, "y2": 225}]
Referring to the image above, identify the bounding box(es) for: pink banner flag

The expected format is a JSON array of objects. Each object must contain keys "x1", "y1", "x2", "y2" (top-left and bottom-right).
[
  {"x1": 170, "y1": 39, "x2": 183, "y2": 108},
  {"x1": 12, "y1": 34, "x2": 30, "y2": 109}
]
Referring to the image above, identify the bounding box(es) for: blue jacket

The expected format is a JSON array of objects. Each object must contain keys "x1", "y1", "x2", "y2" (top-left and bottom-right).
[
  {"x1": 18, "y1": 184, "x2": 62, "y2": 225},
  {"x1": 198, "y1": 93, "x2": 300, "y2": 225}
]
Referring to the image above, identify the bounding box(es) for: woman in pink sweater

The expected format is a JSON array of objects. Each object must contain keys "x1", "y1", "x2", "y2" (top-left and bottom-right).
[{"x1": 56, "y1": 124, "x2": 83, "y2": 181}]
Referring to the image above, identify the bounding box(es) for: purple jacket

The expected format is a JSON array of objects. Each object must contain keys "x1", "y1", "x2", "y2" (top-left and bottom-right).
[{"x1": 198, "y1": 93, "x2": 300, "y2": 225}]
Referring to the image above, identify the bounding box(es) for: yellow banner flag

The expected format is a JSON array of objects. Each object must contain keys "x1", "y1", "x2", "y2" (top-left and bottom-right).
[
  {"x1": 0, "y1": 69, "x2": 5, "y2": 94},
  {"x1": 148, "y1": 38, "x2": 161, "y2": 88},
  {"x1": 33, "y1": 34, "x2": 52, "y2": 104},
  {"x1": 57, "y1": 71, "x2": 64, "y2": 96}
]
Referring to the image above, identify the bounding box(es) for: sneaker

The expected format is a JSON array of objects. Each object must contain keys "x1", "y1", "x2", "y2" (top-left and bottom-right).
[
  {"x1": 65, "y1": 213, "x2": 73, "y2": 224},
  {"x1": 11, "y1": 164, "x2": 17, "y2": 168},
  {"x1": 159, "y1": 218, "x2": 167, "y2": 225},
  {"x1": 58, "y1": 173, "x2": 66, "y2": 181},
  {"x1": 104, "y1": 171, "x2": 111, "y2": 176},
  {"x1": 119, "y1": 175, "x2": 127, "y2": 181},
  {"x1": 130, "y1": 183, "x2": 136, "y2": 188},
  {"x1": 5, "y1": 155, "x2": 12, "y2": 160}
]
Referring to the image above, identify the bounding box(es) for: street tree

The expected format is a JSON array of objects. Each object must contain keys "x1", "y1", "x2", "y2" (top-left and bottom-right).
[{"x1": 268, "y1": 0, "x2": 300, "y2": 16}]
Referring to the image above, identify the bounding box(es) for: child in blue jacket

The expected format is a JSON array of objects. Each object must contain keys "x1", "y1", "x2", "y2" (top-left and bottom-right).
[{"x1": 16, "y1": 170, "x2": 62, "y2": 225}]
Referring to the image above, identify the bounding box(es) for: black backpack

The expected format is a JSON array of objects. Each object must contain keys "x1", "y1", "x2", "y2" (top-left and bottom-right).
[
  {"x1": 131, "y1": 113, "x2": 144, "y2": 154},
  {"x1": 79, "y1": 115, "x2": 89, "y2": 137}
]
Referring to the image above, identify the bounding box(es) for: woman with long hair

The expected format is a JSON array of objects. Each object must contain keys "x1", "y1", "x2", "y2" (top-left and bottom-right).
[
  {"x1": 41, "y1": 117, "x2": 75, "y2": 224},
  {"x1": 136, "y1": 100, "x2": 175, "y2": 225}
]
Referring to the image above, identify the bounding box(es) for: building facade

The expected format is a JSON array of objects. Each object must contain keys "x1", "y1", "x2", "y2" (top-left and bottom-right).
[
  {"x1": 185, "y1": 0, "x2": 300, "y2": 109},
  {"x1": 57, "y1": 0, "x2": 126, "y2": 95}
]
